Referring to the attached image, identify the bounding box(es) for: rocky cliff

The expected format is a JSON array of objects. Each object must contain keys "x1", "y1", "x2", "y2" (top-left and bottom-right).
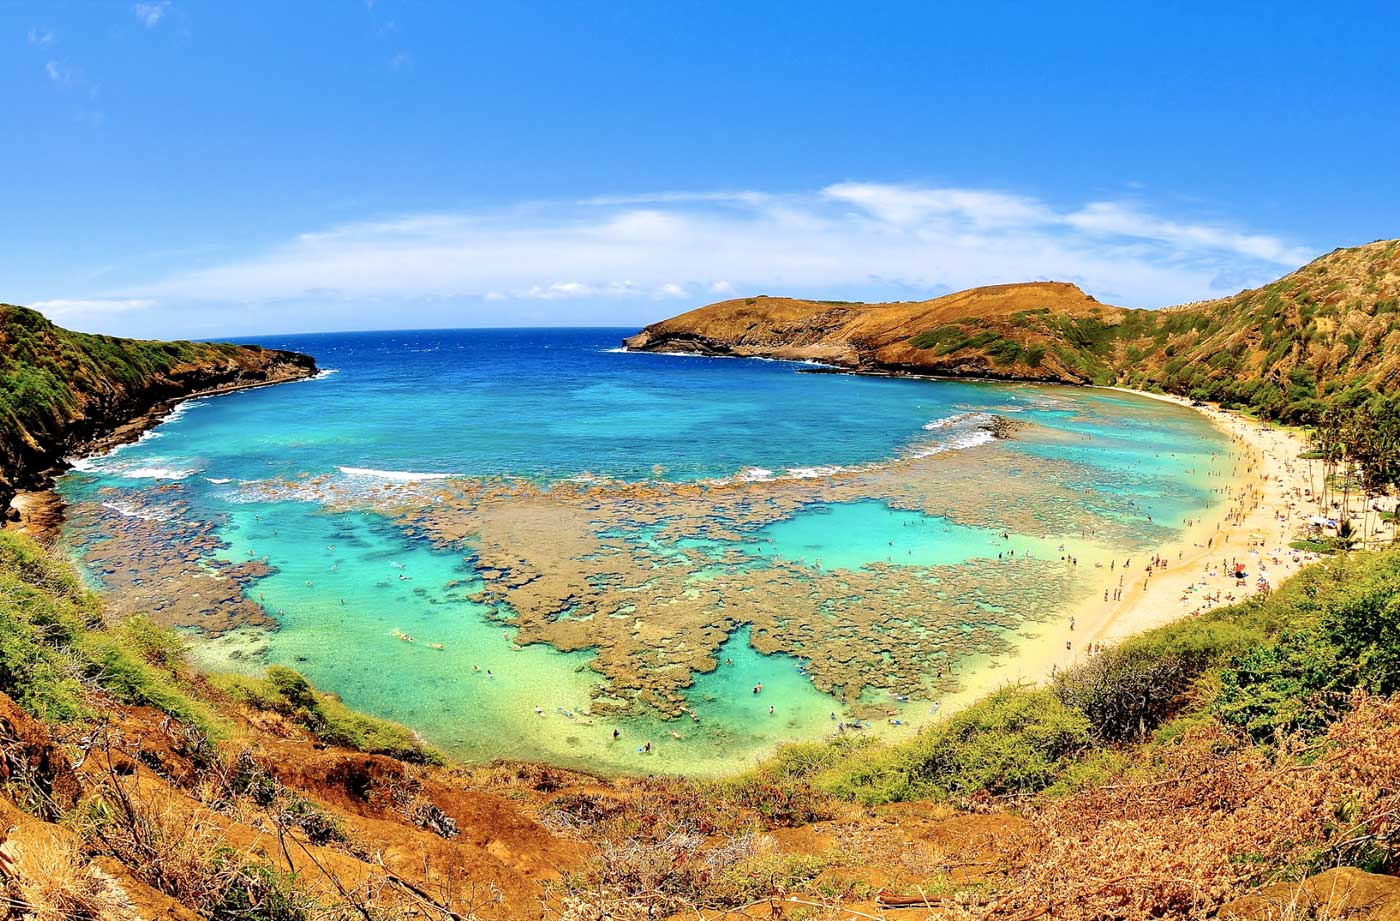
[{"x1": 0, "y1": 304, "x2": 316, "y2": 520}]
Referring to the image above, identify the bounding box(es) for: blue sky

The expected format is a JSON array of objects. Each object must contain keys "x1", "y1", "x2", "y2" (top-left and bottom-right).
[{"x1": 4, "y1": 1, "x2": 1397, "y2": 337}]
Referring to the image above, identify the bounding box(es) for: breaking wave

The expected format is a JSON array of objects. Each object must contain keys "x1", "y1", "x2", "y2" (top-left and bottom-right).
[{"x1": 338, "y1": 466, "x2": 456, "y2": 482}]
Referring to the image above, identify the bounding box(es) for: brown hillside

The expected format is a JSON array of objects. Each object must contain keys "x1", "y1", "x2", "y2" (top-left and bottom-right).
[
  {"x1": 624, "y1": 281, "x2": 1118, "y2": 382},
  {"x1": 626, "y1": 238, "x2": 1400, "y2": 419}
]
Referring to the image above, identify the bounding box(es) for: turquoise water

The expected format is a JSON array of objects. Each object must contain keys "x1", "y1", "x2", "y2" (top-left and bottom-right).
[
  {"x1": 56, "y1": 328, "x2": 1237, "y2": 775},
  {"x1": 749, "y1": 501, "x2": 1071, "y2": 570}
]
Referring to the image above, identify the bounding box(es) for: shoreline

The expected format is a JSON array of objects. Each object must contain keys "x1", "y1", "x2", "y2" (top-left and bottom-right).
[
  {"x1": 621, "y1": 343, "x2": 1091, "y2": 387},
  {"x1": 5, "y1": 368, "x2": 319, "y2": 544},
  {"x1": 938, "y1": 387, "x2": 1315, "y2": 711}
]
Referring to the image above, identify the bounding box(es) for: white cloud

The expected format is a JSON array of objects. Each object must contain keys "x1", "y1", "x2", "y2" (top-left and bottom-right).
[
  {"x1": 30, "y1": 298, "x2": 156, "y2": 317},
  {"x1": 823, "y1": 182, "x2": 1055, "y2": 229},
  {"x1": 1062, "y1": 202, "x2": 1310, "y2": 264},
  {"x1": 69, "y1": 182, "x2": 1312, "y2": 331},
  {"x1": 522, "y1": 281, "x2": 593, "y2": 300},
  {"x1": 133, "y1": 2, "x2": 171, "y2": 28},
  {"x1": 27, "y1": 27, "x2": 55, "y2": 47}
]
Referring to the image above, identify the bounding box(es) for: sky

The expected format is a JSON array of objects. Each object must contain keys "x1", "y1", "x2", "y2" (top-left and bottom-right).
[{"x1": 3, "y1": 2, "x2": 1397, "y2": 338}]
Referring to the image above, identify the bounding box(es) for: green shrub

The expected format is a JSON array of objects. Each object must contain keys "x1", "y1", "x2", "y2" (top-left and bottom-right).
[
  {"x1": 0, "y1": 531, "x2": 212, "y2": 730},
  {"x1": 1215, "y1": 548, "x2": 1400, "y2": 741},
  {"x1": 1319, "y1": 554, "x2": 1400, "y2": 694},
  {"x1": 119, "y1": 615, "x2": 191, "y2": 674},
  {"x1": 206, "y1": 855, "x2": 311, "y2": 921},
  {"x1": 1215, "y1": 629, "x2": 1347, "y2": 741},
  {"x1": 817, "y1": 686, "x2": 1090, "y2": 804},
  {"x1": 75, "y1": 633, "x2": 212, "y2": 730},
  {"x1": 265, "y1": 666, "x2": 319, "y2": 712}
]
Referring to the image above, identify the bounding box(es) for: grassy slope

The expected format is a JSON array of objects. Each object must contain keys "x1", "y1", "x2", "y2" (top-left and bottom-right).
[
  {"x1": 1113, "y1": 238, "x2": 1400, "y2": 418},
  {"x1": 0, "y1": 529, "x2": 435, "y2": 762},
  {"x1": 0, "y1": 304, "x2": 315, "y2": 506}
]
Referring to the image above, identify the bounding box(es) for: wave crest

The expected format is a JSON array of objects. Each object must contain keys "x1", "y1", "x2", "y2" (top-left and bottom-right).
[{"x1": 338, "y1": 466, "x2": 455, "y2": 482}]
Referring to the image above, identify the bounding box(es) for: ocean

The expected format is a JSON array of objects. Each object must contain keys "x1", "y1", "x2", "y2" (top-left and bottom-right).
[{"x1": 56, "y1": 328, "x2": 1237, "y2": 775}]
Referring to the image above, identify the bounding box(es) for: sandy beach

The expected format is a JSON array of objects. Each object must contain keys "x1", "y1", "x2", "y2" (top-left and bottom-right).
[{"x1": 942, "y1": 390, "x2": 1319, "y2": 708}]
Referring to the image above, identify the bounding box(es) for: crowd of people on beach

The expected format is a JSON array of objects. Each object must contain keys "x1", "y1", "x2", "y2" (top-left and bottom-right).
[{"x1": 1056, "y1": 415, "x2": 1326, "y2": 674}]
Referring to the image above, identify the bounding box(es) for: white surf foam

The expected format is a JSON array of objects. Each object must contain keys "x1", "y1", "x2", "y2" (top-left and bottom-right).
[
  {"x1": 119, "y1": 466, "x2": 198, "y2": 481},
  {"x1": 906, "y1": 430, "x2": 997, "y2": 458},
  {"x1": 161, "y1": 399, "x2": 203, "y2": 424},
  {"x1": 338, "y1": 466, "x2": 455, "y2": 482},
  {"x1": 922, "y1": 411, "x2": 984, "y2": 431},
  {"x1": 783, "y1": 465, "x2": 846, "y2": 479},
  {"x1": 100, "y1": 500, "x2": 173, "y2": 521}
]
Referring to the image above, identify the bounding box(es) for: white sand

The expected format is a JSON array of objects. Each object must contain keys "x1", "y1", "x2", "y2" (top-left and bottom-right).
[{"x1": 938, "y1": 391, "x2": 1320, "y2": 710}]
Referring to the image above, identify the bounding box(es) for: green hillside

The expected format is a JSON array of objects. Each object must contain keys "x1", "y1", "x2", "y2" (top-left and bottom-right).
[{"x1": 0, "y1": 304, "x2": 315, "y2": 514}]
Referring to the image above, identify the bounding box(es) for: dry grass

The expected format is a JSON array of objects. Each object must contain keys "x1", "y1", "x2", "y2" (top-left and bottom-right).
[
  {"x1": 0, "y1": 834, "x2": 137, "y2": 921},
  {"x1": 931, "y1": 694, "x2": 1400, "y2": 920}
]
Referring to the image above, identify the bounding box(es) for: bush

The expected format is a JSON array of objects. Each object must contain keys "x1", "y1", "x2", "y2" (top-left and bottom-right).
[
  {"x1": 1054, "y1": 647, "x2": 1195, "y2": 743},
  {"x1": 1319, "y1": 553, "x2": 1400, "y2": 695},
  {"x1": 206, "y1": 855, "x2": 311, "y2": 921},
  {"x1": 1215, "y1": 628, "x2": 1347, "y2": 741},
  {"x1": 264, "y1": 666, "x2": 319, "y2": 712},
  {"x1": 817, "y1": 686, "x2": 1091, "y2": 804},
  {"x1": 717, "y1": 736, "x2": 868, "y2": 823},
  {"x1": 1215, "y1": 548, "x2": 1400, "y2": 741},
  {"x1": 75, "y1": 633, "x2": 212, "y2": 731}
]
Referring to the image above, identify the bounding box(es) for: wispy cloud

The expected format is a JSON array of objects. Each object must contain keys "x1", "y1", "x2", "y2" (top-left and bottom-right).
[
  {"x1": 1062, "y1": 201, "x2": 1304, "y2": 263},
  {"x1": 43, "y1": 182, "x2": 1313, "y2": 332},
  {"x1": 44, "y1": 59, "x2": 85, "y2": 87},
  {"x1": 133, "y1": 1, "x2": 171, "y2": 28},
  {"x1": 29, "y1": 27, "x2": 102, "y2": 122},
  {"x1": 823, "y1": 183, "x2": 1054, "y2": 229},
  {"x1": 30, "y1": 298, "x2": 157, "y2": 316}
]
